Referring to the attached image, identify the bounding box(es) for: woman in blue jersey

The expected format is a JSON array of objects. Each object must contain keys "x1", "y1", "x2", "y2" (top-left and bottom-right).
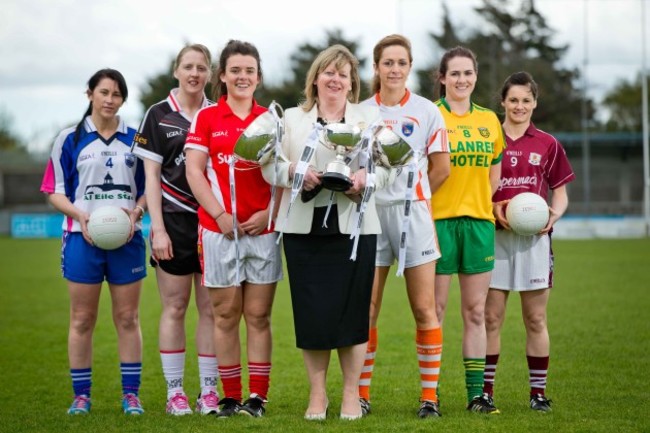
[
  {"x1": 40, "y1": 69, "x2": 147, "y2": 415},
  {"x1": 132, "y1": 44, "x2": 219, "y2": 416}
]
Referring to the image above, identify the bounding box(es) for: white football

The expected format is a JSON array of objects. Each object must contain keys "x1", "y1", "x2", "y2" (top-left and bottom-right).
[
  {"x1": 87, "y1": 205, "x2": 131, "y2": 250},
  {"x1": 505, "y1": 192, "x2": 549, "y2": 236}
]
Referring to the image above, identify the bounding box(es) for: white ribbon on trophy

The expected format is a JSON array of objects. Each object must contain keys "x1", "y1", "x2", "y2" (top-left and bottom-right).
[
  {"x1": 228, "y1": 157, "x2": 241, "y2": 287},
  {"x1": 276, "y1": 122, "x2": 323, "y2": 243},
  {"x1": 267, "y1": 101, "x2": 284, "y2": 230},
  {"x1": 395, "y1": 152, "x2": 420, "y2": 276},
  {"x1": 348, "y1": 123, "x2": 380, "y2": 260}
]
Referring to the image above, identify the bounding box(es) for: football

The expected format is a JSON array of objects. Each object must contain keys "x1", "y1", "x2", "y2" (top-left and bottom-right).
[
  {"x1": 505, "y1": 192, "x2": 550, "y2": 236},
  {"x1": 87, "y1": 205, "x2": 132, "y2": 250}
]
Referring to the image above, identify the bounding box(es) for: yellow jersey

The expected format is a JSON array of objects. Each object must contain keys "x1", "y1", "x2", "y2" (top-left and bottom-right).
[{"x1": 431, "y1": 98, "x2": 504, "y2": 221}]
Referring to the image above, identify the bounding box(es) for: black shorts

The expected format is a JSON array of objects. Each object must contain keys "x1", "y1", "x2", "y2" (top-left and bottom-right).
[{"x1": 150, "y1": 212, "x2": 202, "y2": 275}]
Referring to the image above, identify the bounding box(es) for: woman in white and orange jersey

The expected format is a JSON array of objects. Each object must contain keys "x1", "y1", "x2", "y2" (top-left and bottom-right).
[{"x1": 359, "y1": 34, "x2": 450, "y2": 419}]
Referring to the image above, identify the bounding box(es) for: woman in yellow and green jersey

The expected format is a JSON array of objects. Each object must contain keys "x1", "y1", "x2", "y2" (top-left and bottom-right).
[{"x1": 431, "y1": 46, "x2": 504, "y2": 414}]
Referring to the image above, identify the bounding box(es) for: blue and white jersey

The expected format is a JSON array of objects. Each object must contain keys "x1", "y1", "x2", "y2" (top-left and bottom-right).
[{"x1": 41, "y1": 116, "x2": 145, "y2": 232}]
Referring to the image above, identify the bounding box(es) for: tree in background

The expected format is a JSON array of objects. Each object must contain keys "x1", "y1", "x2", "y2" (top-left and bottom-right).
[
  {"x1": 416, "y1": 0, "x2": 595, "y2": 132},
  {"x1": 601, "y1": 73, "x2": 649, "y2": 132},
  {"x1": 0, "y1": 110, "x2": 37, "y2": 168},
  {"x1": 256, "y1": 28, "x2": 368, "y2": 108},
  {"x1": 0, "y1": 110, "x2": 26, "y2": 153},
  {"x1": 138, "y1": 30, "x2": 367, "y2": 115}
]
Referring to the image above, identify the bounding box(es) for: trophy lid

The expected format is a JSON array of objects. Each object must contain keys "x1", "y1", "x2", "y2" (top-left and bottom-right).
[
  {"x1": 375, "y1": 127, "x2": 413, "y2": 166},
  {"x1": 233, "y1": 111, "x2": 277, "y2": 162}
]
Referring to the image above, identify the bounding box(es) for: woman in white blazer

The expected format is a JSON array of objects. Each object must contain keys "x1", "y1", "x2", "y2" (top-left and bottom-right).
[{"x1": 262, "y1": 44, "x2": 391, "y2": 421}]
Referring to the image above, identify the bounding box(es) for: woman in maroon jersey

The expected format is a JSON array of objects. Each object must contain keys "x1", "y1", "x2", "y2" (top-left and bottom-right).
[{"x1": 485, "y1": 71, "x2": 575, "y2": 412}]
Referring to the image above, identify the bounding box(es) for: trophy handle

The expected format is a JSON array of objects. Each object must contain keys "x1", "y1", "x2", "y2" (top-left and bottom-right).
[{"x1": 269, "y1": 100, "x2": 284, "y2": 120}]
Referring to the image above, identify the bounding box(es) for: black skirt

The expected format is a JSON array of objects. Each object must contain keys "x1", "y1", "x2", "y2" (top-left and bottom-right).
[{"x1": 283, "y1": 216, "x2": 376, "y2": 350}]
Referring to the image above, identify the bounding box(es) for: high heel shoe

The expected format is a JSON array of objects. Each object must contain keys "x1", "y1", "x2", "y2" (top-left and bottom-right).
[
  {"x1": 340, "y1": 411, "x2": 363, "y2": 420},
  {"x1": 340, "y1": 399, "x2": 364, "y2": 420},
  {"x1": 304, "y1": 402, "x2": 328, "y2": 421}
]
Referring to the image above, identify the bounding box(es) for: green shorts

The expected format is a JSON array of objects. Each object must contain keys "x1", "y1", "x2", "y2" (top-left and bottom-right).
[{"x1": 435, "y1": 217, "x2": 495, "y2": 274}]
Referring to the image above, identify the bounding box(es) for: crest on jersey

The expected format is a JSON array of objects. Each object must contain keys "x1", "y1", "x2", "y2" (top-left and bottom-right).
[
  {"x1": 124, "y1": 152, "x2": 136, "y2": 168},
  {"x1": 401, "y1": 121, "x2": 414, "y2": 137},
  {"x1": 528, "y1": 152, "x2": 541, "y2": 166},
  {"x1": 478, "y1": 127, "x2": 490, "y2": 138}
]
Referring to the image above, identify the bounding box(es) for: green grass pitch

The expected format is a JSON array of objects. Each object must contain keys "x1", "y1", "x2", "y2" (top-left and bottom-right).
[{"x1": 0, "y1": 237, "x2": 648, "y2": 432}]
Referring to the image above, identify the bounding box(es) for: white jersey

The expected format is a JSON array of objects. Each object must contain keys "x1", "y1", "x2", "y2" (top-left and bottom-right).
[{"x1": 363, "y1": 90, "x2": 448, "y2": 204}]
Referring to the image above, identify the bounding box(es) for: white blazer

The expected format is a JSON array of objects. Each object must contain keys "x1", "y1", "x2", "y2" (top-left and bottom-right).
[{"x1": 262, "y1": 101, "x2": 392, "y2": 235}]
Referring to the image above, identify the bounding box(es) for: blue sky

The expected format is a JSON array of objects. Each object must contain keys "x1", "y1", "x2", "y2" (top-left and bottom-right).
[{"x1": 0, "y1": 0, "x2": 647, "y2": 153}]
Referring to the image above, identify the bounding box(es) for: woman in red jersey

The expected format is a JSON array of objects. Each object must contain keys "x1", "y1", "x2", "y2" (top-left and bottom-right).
[{"x1": 185, "y1": 40, "x2": 282, "y2": 418}]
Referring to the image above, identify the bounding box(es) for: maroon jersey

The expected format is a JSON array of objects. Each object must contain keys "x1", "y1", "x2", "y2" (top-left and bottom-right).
[{"x1": 493, "y1": 123, "x2": 575, "y2": 203}]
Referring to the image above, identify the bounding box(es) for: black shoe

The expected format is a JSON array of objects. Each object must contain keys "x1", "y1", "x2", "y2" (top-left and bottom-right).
[
  {"x1": 417, "y1": 400, "x2": 441, "y2": 418},
  {"x1": 240, "y1": 394, "x2": 266, "y2": 417},
  {"x1": 467, "y1": 393, "x2": 500, "y2": 414},
  {"x1": 530, "y1": 394, "x2": 552, "y2": 412},
  {"x1": 216, "y1": 397, "x2": 242, "y2": 418},
  {"x1": 359, "y1": 398, "x2": 371, "y2": 416}
]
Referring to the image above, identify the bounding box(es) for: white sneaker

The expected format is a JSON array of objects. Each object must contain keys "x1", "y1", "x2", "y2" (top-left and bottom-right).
[
  {"x1": 166, "y1": 392, "x2": 192, "y2": 415},
  {"x1": 196, "y1": 391, "x2": 220, "y2": 415}
]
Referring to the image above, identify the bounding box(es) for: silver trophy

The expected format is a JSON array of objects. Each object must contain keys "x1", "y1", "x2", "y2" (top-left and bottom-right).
[
  {"x1": 319, "y1": 123, "x2": 363, "y2": 191},
  {"x1": 233, "y1": 102, "x2": 284, "y2": 165},
  {"x1": 373, "y1": 126, "x2": 414, "y2": 167}
]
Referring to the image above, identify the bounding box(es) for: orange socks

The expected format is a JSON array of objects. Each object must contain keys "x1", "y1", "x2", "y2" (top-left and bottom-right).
[
  {"x1": 416, "y1": 327, "x2": 443, "y2": 403},
  {"x1": 359, "y1": 327, "x2": 378, "y2": 401}
]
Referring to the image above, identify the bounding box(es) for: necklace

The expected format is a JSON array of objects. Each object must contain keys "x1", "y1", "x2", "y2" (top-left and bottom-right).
[
  {"x1": 318, "y1": 107, "x2": 345, "y2": 125},
  {"x1": 319, "y1": 116, "x2": 343, "y2": 125}
]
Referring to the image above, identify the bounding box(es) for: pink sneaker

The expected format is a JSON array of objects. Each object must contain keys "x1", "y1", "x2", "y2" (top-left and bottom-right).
[
  {"x1": 166, "y1": 392, "x2": 192, "y2": 415},
  {"x1": 196, "y1": 391, "x2": 220, "y2": 415}
]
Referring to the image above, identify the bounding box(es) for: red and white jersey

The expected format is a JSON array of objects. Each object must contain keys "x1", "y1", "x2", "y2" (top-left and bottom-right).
[
  {"x1": 184, "y1": 96, "x2": 272, "y2": 234},
  {"x1": 493, "y1": 122, "x2": 575, "y2": 203},
  {"x1": 364, "y1": 89, "x2": 448, "y2": 204}
]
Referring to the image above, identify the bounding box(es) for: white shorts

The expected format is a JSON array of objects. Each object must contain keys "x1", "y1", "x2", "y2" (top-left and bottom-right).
[
  {"x1": 375, "y1": 200, "x2": 441, "y2": 268},
  {"x1": 490, "y1": 230, "x2": 553, "y2": 291},
  {"x1": 199, "y1": 228, "x2": 283, "y2": 288}
]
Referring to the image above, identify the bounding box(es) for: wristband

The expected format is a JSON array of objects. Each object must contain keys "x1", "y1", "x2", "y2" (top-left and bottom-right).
[
  {"x1": 215, "y1": 210, "x2": 225, "y2": 220},
  {"x1": 135, "y1": 205, "x2": 145, "y2": 220}
]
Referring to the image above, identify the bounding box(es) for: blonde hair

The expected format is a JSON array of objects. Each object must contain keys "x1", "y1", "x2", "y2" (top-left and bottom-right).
[
  {"x1": 302, "y1": 44, "x2": 360, "y2": 112},
  {"x1": 174, "y1": 44, "x2": 212, "y2": 72}
]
